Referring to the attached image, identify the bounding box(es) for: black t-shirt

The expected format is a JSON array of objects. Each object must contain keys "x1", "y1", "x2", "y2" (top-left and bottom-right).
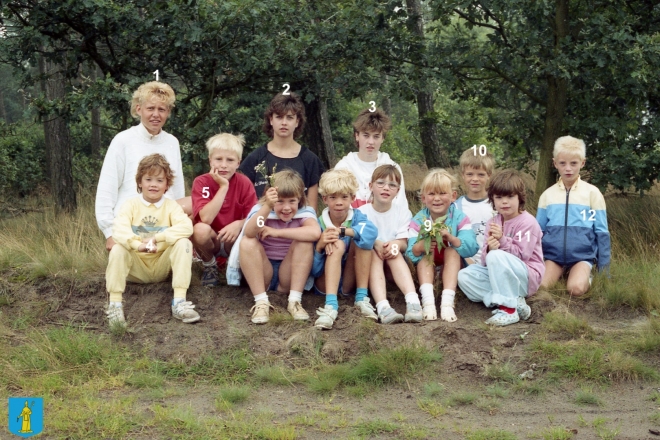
[{"x1": 239, "y1": 144, "x2": 325, "y2": 198}]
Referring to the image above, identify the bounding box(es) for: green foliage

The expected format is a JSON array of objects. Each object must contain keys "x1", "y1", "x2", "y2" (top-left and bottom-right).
[{"x1": 0, "y1": 122, "x2": 46, "y2": 197}]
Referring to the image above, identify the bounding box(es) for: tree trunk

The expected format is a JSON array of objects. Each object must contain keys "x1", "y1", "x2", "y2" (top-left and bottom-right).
[
  {"x1": 91, "y1": 66, "x2": 102, "y2": 157},
  {"x1": 406, "y1": 0, "x2": 449, "y2": 168},
  {"x1": 381, "y1": 74, "x2": 392, "y2": 116},
  {"x1": 0, "y1": 88, "x2": 7, "y2": 121},
  {"x1": 535, "y1": 0, "x2": 569, "y2": 198},
  {"x1": 39, "y1": 56, "x2": 77, "y2": 213},
  {"x1": 304, "y1": 96, "x2": 336, "y2": 169}
]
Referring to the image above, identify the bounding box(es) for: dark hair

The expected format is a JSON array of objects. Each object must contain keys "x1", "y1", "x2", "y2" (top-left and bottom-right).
[
  {"x1": 262, "y1": 92, "x2": 306, "y2": 139},
  {"x1": 487, "y1": 169, "x2": 526, "y2": 211},
  {"x1": 353, "y1": 108, "x2": 392, "y2": 148},
  {"x1": 135, "y1": 154, "x2": 175, "y2": 192}
]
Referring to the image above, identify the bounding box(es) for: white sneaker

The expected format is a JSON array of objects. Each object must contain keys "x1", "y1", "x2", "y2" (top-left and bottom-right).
[
  {"x1": 106, "y1": 303, "x2": 126, "y2": 327},
  {"x1": 172, "y1": 301, "x2": 201, "y2": 323},
  {"x1": 354, "y1": 298, "x2": 378, "y2": 320},
  {"x1": 250, "y1": 300, "x2": 273, "y2": 324},
  {"x1": 404, "y1": 303, "x2": 423, "y2": 323},
  {"x1": 315, "y1": 305, "x2": 338, "y2": 329},
  {"x1": 287, "y1": 301, "x2": 310, "y2": 321},
  {"x1": 422, "y1": 303, "x2": 437, "y2": 321},
  {"x1": 378, "y1": 306, "x2": 404, "y2": 324},
  {"x1": 440, "y1": 306, "x2": 457, "y2": 323},
  {"x1": 517, "y1": 297, "x2": 531, "y2": 321},
  {"x1": 485, "y1": 309, "x2": 520, "y2": 326}
]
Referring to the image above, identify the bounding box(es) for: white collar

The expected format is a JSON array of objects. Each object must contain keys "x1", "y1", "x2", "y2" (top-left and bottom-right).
[
  {"x1": 138, "y1": 123, "x2": 163, "y2": 141},
  {"x1": 140, "y1": 194, "x2": 165, "y2": 208}
]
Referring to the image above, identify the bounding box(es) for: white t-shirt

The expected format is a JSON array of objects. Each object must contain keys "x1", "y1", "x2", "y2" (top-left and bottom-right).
[
  {"x1": 358, "y1": 203, "x2": 412, "y2": 242},
  {"x1": 455, "y1": 195, "x2": 494, "y2": 263}
]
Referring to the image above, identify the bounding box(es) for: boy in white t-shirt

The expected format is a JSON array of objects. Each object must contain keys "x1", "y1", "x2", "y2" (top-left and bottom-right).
[
  {"x1": 454, "y1": 147, "x2": 496, "y2": 265},
  {"x1": 334, "y1": 108, "x2": 408, "y2": 212}
]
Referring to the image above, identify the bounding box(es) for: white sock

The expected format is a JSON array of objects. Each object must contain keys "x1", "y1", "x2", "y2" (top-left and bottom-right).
[
  {"x1": 202, "y1": 257, "x2": 216, "y2": 267},
  {"x1": 172, "y1": 298, "x2": 185, "y2": 306},
  {"x1": 110, "y1": 301, "x2": 122, "y2": 308},
  {"x1": 441, "y1": 289, "x2": 456, "y2": 306},
  {"x1": 405, "y1": 292, "x2": 421, "y2": 305},
  {"x1": 288, "y1": 290, "x2": 303, "y2": 303},
  {"x1": 376, "y1": 300, "x2": 391, "y2": 315},
  {"x1": 254, "y1": 292, "x2": 269, "y2": 303},
  {"x1": 420, "y1": 283, "x2": 435, "y2": 305}
]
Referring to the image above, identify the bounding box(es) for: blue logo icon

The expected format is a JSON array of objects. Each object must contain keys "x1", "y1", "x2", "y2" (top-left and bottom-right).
[{"x1": 8, "y1": 398, "x2": 43, "y2": 437}]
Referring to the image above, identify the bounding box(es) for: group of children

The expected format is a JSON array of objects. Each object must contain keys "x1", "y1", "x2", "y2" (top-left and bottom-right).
[{"x1": 98, "y1": 82, "x2": 611, "y2": 331}]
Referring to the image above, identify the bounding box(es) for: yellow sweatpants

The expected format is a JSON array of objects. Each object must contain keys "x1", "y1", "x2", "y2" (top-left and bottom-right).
[{"x1": 106, "y1": 238, "x2": 192, "y2": 303}]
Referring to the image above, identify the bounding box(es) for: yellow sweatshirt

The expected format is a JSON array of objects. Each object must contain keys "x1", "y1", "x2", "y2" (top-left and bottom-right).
[{"x1": 112, "y1": 196, "x2": 193, "y2": 257}]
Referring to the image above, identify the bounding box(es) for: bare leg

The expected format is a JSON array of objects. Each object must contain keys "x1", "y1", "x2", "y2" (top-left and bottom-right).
[
  {"x1": 441, "y1": 247, "x2": 460, "y2": 290},
  {"x1": 385, "y1": 253, "x2": 417, "y2": 295},
  {"x1": 369, "y1": 250, "x2": 387, "y2": 304},
  {"x1": 191, "y1": 222, "x2": 221, "y2": 261},
  {"x1": 566, "y1": 262, "x2": 592, "y2": 296},
  {"x1": 314, "y1": 240, "x2": 347, "y2": 294},
  {"x1": 239, "y1": 236, "x2": 273, "y2": 297},
  {"x1": 541, "y1": 260, "x2": 563, "y2": 289},
  {"x1": 278, "y1": 241, "x2": 314, "y2": 293}
]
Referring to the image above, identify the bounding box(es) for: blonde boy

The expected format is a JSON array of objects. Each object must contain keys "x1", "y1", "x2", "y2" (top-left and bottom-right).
[
  {"x1": 536, "y1": 136, "x2": 611, "y2": 296},
  {"x1": 96, "y1": 81, "x2": 188, "y2": 252},
  {"x1": 191, "y1": 133, "x2": 257, "y2": 286},
  {"x1": 106, "y1": 154, "x2": 198, "y2": 327},
  {"x1": 312, "y1": 169, "x2": 378, "y2": 330},
  {"x1": 455, "y1": 147, "x2": 496, "y2": 265}
]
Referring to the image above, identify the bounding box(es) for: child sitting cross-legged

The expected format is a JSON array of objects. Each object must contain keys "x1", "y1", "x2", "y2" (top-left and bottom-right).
[
  {"x1": 239, "y1": 170, "x2": 321, "y2": 324},
  {"x1": 313, "y1": 169, "x2": 378, "y2": 330},
  {"x1": 457, "y1": 170, "x2": 545, "y2": 326},
  {"x1": 105, "y1": 154, "x2": 198, "y2": 328},
  {"x1": 406, "y1": 169, "x2": 478, "y2": 322},
  {"x1": 358, "y1": 165, "x2": 421, "y2": 324}
]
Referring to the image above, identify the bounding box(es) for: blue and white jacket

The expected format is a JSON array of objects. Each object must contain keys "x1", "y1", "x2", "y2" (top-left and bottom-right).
[{"x1": 536, "y1": 177, "x2": 610, "y2": 271}]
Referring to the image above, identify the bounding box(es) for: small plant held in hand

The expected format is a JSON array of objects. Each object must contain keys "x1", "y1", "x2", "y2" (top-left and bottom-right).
[
  {"x1": 418, "y1": 215, "x2": 449, "y2": 262},
  {"x1": 254, "y1": 161, "x2": 277, "y2": 187}
]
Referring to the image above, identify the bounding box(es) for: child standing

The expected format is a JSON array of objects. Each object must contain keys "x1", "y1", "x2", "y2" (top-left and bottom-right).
[
  {"x1": 105, "y1": 154, "x2": 198, "y2": 327},
  {"x1": 191, "y1": 133, "x2": 257, "y2": 286},
  {"x1": 239, "y1": 92, "x2": 325, "y2": 209},
  {"x1": 358, "y1": 165, "x2": 421, "y2": 324},
  {"x1": 312, "y1": 169, "x2": 378, "y2": 330},
  {"x1": 406, "y1": 169, "x2": 478, "y2": 322},
  {"x1": 239, "y1": 170, "x2": 321, "y2": 324},
  {"x1": 455, "y1": 147, "x2": 496, "y2": 265},
  {"x1": 335, "y1": 108, "x2": 408, "y2": 211},
  {"x1": 458, "y1": 170, "x2": 544, "y2": 326},
  {"x1": 536, "y1": 136, "x2": 611, "y2": 296}
]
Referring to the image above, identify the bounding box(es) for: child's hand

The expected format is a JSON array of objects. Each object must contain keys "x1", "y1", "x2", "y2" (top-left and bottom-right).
[
  {"x1": 217, "y1": 220, "x2": 243, "y2": 243},
  {"x1": 440, "y1": 229, "x2": 453, "y2": 241},
  {"x1": 139, "y1": 237, "x2": 157, "y2": 253},
  {"x1": 373, "y1": 241, "x2": 385, "y2": 260},
  {"x1": 380, "y1": 241, "x2": 398, "y2": 260},
  {"x1": 209, "y1": 167, "x2": 229, "y2": 188},
  {"x1": 324, "y1": 241, "x2": 339, "y2": 256},
  {"x1": 487, "y1": 235, "x2": 500, "y2": 251},
  {"x1": 264, "y1": 186, "x2": 279, "y2": 209},
  {"x1": 258, "y1": 226, "x2": 278, "y2": 240},
  {"x1": 489, "y1": 223, "x2": 503, "y2": 240},
  {"x1": 318, "y1": 227, "x2": 339, "y2": 250},
  {"x1": 428, "y1": 238, "x2": 438, "y2": 255}
]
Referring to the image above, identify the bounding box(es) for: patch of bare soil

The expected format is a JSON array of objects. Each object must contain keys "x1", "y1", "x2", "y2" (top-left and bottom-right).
[{"x1": 2, "y1": 268, "x2": 658, "y2": 438}]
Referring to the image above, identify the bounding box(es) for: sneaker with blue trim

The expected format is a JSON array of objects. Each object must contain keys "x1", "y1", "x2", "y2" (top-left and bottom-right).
[
  {"x1": 172, "y1": 300, "x2": 201, "y2": 323},
  {"x1": 315, "y1": 305, "x2": 339, "y2": 330},
  {"x1": 404, "y1": 303, "x2": 423, "y2": 323},
  {"x1": 378, "y1": 306, "x2": 404, "y2": 324}
]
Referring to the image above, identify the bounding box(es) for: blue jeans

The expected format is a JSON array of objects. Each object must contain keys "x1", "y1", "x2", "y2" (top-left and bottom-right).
[{"x1": 457, "y1": 250, "x2": 528, "y2": 309}]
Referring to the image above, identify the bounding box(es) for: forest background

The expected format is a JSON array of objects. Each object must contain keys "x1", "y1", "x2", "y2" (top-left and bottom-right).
[{"x1": 1, "y1": 0, "x2": 659, "y2": 211}]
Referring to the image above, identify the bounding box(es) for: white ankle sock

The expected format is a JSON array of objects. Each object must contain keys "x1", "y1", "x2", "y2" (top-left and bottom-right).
[
  {"x1": 376, "y1": 300, "x2": 391, "y2": 315},
  {"x1": 405, "y1": 292, "x2": 421, "y2": 305},
  {"x1": 254, "y1": 292, "x2": 268, "y2": 302},
  {"x1": 420, "y1": 283, "x2": 435, "y2": 305},
  {"x1": 441, "y1": 289, "x2": 456, "y2": 306},
  {"x1": 288, "y1": 290, "x2": 303, "y2": 303}
]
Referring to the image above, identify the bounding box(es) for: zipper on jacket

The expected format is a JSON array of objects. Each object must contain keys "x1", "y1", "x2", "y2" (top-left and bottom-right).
[{"x1": 563, "y1": 187, "x2": 570, "y2": 265}]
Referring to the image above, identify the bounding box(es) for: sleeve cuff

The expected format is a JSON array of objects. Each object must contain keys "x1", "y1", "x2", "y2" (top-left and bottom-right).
[{"x1": 155, "y1": 233, "x2": 166, "y2": 243}]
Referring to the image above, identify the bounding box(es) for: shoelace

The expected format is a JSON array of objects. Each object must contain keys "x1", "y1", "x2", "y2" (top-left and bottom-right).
[{"x1": 174, "y1": 301, "x2": 196, "y2": 313}]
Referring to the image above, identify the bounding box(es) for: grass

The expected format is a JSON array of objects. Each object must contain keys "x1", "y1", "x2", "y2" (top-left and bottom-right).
[
  {"x1": 573, "y1": 386, "x2": 603, "y2": 406},
  {"x1": 542, "y1": 311, "x2": 594, "y2": 339},
  {"x1": 416, "y1": 399, "x2": 447, "y2": 417},
  {"x1": 216, "y1": 385, "x2": 250, "y2": 410},
  {"x1": 650, "y1": 411, "x2": 660, "y2": 425},
  {"x1": 633, "y1": 318, "x2": 660, "y2": 353},
  {"x1": 465, "y1": 429, "x2": 517, "y2": 440},
  {"x1": 353, "y1": 419, "x2": 399, "y2": 436},
  {"x1": 446, "y1": 391, "x2": 477, "y2": 406}
]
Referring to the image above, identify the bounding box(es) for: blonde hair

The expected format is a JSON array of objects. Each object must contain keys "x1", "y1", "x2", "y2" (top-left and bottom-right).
[
  {"x1": 318, "y1": 169, "x2": 359, "y2": 196},
  {"x1": 553, "y1": 136, "x2": 586, "y2": 160},
  {"x1": 420, "y1": 168, "x2": 458, "y2": 195},
  {"x1": 130, "y1": 81, "x2": 176, "y2": 118},
  {"x1": 459, "y1": 147, "x2": 495, "y2": 175},
  {"x1": 206, "y1": 133, "x2": 244, "y2": 159},
  {"x1": 135, "y1": 154, "x2": 175, "y2": 192},
  {"x1": 259, "y1": 169, "x2": 307, "y2": 208}
]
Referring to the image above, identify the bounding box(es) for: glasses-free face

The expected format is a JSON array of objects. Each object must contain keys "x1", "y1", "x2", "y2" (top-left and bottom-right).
[
  {"x1": 553, "y1": 152, "x2": 585, "y2": 187},
  {"x1": 462, "y1": 166, "x2": 490, "y2": 198},
  {"x1": 270, "y1": 111, "x2": 298, "y2": 139},
  {"x1": 493, "y1": 194, "x2": 520, "y2": 221},
  {"x1": 322, "y1": 193, "x2": 355, "y2": 223},
  {"x1": 139, "y1": 170, "x2": 168, "y2": 204},
  {"x1": 209, "y1": 150, "x2": 240, "y2": 180},
  {"x1": 136, "y1": 98, "x2": 171, "y2": 135},
  {"x1": 274, "y1": 197, "x2": 300, "y2": 222},
  {"x1": 422, "y1": 188, "x2": 456, "y2": 220},
  {"x1": 355, "y1": 130, "x2": 384, "y2": 158}
]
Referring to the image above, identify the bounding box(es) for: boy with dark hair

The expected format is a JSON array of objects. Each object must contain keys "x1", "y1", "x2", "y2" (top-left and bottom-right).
[
  {"x1": 105, "y1": 154, "x2": 198, "y2": 328},
  {"x1": 239, "y1": 92, "x2": 324, "y2": 208},
  {"x1": 335, "y1": 108, "x2": 408, "y2": 211}
]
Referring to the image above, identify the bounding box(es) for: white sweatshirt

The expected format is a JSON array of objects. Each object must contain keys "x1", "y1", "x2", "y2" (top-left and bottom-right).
[{"x1": 95, "y1": 123, "x2": 185, "y2": 238}]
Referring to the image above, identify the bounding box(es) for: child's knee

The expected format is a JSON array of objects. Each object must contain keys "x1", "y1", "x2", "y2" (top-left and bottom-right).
[
  {"x1": 567, "y1": 280, "x2": 589, "y2": 296},
  {"x1": 192, "y1": 222, "x2": 212, "y2": 239},
  {"x1": 240, "y1": 236, "x2": 260, "y2": 252},
  {"x1": 485, "y1": 249, "x2": 505, "y2": 265}
]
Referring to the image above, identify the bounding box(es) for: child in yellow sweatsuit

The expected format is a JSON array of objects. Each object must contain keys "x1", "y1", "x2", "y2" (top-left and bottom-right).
[{"x1": 105, "y1": 153, "x2": 198, "y2": 327}]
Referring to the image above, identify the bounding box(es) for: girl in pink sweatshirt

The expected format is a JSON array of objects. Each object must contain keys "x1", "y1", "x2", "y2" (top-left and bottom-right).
[{"x1": 457, "y1": 170, "x2": 545, "y2": 326}]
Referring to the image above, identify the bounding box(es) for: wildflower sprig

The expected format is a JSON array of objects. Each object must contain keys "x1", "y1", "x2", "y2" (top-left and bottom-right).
[
  {"x1": 254, "y1": 161, "x2": 277, "y2": 187},
  {"x1": 417, "y1": 215, "x2": 449, "y2": 262}
]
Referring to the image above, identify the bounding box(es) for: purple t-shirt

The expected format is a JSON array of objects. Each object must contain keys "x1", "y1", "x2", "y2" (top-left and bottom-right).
[{"x1": 261, "y1": 218, "x2": 305, "y2": 260}]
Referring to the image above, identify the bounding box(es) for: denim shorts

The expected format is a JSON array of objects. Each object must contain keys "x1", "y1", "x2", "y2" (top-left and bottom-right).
[{"x1": 268, "y1": 259, "x2": 282, "y2": 291}]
